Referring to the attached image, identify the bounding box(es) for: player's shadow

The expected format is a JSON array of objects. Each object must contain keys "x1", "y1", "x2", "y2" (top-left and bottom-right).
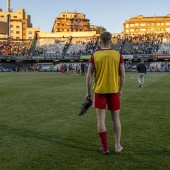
[{"x1": 0, "y1": 124, "x2": 97, "y2": 152}]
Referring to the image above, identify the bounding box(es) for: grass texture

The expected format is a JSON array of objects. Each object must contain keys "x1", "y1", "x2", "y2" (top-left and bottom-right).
[{"x1": 0, "y1": 72, "x2": 169, "y2": 170}]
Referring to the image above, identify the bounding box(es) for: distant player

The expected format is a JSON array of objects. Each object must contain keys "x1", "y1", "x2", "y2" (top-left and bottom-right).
[{"x1": 137, "y1": 59, "x2": 146, "y2": 87}]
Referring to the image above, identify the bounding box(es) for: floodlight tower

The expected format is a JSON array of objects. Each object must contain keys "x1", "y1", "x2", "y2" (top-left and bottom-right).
[
  {"x1": 7, "y1": 0, "x2": 11, "y2": 12},
  {"x1": 7, "y1": 0, "x2": 11, "y2": 37}
]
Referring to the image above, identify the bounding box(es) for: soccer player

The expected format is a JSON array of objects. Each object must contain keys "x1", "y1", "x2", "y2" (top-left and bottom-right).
[
  {"x1": 137, "y1": 59, "x2": 146, "y2": 87},
  {"x1": 85, "y1": 31, "x2": 125, "y2": 155},
  {"x1": 81, "y1": 63, "x2": 85, "y2": 76}
]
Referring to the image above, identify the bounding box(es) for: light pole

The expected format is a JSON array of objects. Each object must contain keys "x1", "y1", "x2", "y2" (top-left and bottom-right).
[
  {"x1": 7, "y1": 14, "x2": 11, "y2": 38},
  {"x1": 7, "y1": 0, "x2": 11, "y2": 12}
]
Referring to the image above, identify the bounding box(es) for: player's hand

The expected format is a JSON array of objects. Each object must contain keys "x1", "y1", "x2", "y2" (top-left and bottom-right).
[{"x1": 85, "y1": 93, "x2": 91, "y2": 100}]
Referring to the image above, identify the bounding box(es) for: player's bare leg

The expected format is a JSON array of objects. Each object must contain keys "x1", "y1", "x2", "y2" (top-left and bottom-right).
[
  {"x1": 96, "y1": 109, "x2": 106, "y2": 132},
  {"x1": 111, "y1": 109, "x2": 123, "y2": 152}
]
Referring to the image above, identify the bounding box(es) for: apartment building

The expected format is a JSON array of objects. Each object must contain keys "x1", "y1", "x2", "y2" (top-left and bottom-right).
[
  {"x1": 123, "y1": 14, "x2": 170, "y2": 34},
  {"x1": 52, "y1": 11, "x2": 91, "y2": 32},
  {"x1": 0, "y1": 8, "x2": 40, "y2": 39}
]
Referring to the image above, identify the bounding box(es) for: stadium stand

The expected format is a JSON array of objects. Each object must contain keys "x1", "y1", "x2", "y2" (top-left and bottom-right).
[
  {"x1": 0, "y1": 39, "x2": 32, "y2": 56},
  {"x1": 0, "y1": 33, "x2": 170, "y2": 72},
  {"x1": 34, "y1": 36, "x2": 100, "y2": 55},
  {"x1": 35, "y1": 38, "x2": 68, "y2": 55}
]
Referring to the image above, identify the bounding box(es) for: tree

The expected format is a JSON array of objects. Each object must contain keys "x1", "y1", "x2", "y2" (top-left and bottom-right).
[{"x1": 96, "y1": 26, "x2": 106, "y2": 34}]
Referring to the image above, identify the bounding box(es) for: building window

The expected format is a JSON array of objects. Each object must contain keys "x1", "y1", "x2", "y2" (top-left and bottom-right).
[
  {"x1": 16, "y1": 26, "x2": 20, "y2": 28},
  {"x1": 10, "y1": 30, "x2": 13, "y2": 33},
  {"x1": 16, "y1": 31, "x2": 20, "y2": 34},
  {"x1": 166, "y1": 28, "x2": 170, "y2": 31},
  {"x1": 130, "y1": 29, "x2": 134, "y2": 32},
  {"x1": 130, "y1": 24, "x2": 134, "y2": 27},
  {"x1": 157, "y1": 23, "x2": 160, "y2": 26},
  {"x1": 10, "y1": 25, "x2": 13, "y2": 28},
  {"x1": 135, "y1": 23, "x2": 139, "y2": 26},
  {"x1": 126, "y1": 24, "x2": 129, "y2": 28},
  {"x1": 141, "y1": 23, "x2": 146, "y2": 26},
  {"x1": 29, "y1": 37, "x2": 32, "y2": 39},
  {"x1": 16, "y1": 37, "x2": 20, "y2": 39},
  {"x1": 126, "y1": 30, "x2": 129, "y2": 33},
  {"x1": 0, "y1": 15, "x2": 4, "y2": 17},
  {"x1": 166, "y1": 23, "x2": 170, "y2": 25},
  {"x1": 28, "y1": 31, "x2": 32, "y2": 34},
  {"x1": 161, "y1": 23, "x2": 164, "y2": 26},
  {"x1": 63, "y1": 15, "x2": 65, "y2": 17},
  {"x1": 140, "y1": 29, "x2": 146, "y2": 31},
  {"x1": 13, "y1": 16, "x2": 17, "y2": 18}
]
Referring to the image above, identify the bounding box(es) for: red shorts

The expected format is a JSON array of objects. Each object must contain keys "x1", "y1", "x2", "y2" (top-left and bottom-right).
[{"x1": 93, "y1": 93, "x2": 120, "y2": 111}]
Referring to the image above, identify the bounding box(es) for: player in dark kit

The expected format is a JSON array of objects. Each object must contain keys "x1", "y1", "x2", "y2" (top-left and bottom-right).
[{"x1": 137, "y1": 59, "x2": 146, "y2": 87}]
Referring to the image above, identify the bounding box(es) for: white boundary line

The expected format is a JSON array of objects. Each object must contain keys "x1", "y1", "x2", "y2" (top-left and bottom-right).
[{"x1": 131, "y1": 76, "x2": 138, "y2": 79}]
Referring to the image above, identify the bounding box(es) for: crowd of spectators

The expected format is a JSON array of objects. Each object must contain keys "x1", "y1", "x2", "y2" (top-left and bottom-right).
[
  {"x1": 0, "y1": 40, "x2": 32, "y2": 56},
  {"x1": 120, "y1": 32, "x2": 170, "y2": 55},
  {"x1": 0, "y1": 32, "x2": 170, "y2": 57},
  {"x1": 35, "y1": 36, "x2": 100, "y2": 56},
  {"x1": 69, "y1": 36, "x2": 100, "y2": 55}
]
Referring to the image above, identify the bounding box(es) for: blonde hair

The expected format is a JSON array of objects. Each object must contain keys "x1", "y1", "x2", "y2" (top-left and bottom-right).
[{"x1": 100, "y1": 31, "x2": 112, "y2": 45}]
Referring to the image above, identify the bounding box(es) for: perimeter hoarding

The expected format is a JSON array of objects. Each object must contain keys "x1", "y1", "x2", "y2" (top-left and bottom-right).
[
  {"x1": 122, "y1": 55, "x2": 133, "y2": 59},
  {"x1": 133, "y1": 54, "x2": 153, "y2": 59},
  {"x1": 153, "y1": 54, "x2": 170, "y2": 59},
  {"x1": 80, "y1": 55, "x2": 90, "y2": 60}
]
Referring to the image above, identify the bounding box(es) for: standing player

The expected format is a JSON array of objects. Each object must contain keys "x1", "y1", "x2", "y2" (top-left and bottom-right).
[
  {"x1": 81, "y1": 63, "x2": 85, "y2": 76},
  {"x1": 137, "y1": 59, "x2": 146, "y2": 87},
  {"x1": 85, "y1": 31, "x2": 125, "y2": 155}
]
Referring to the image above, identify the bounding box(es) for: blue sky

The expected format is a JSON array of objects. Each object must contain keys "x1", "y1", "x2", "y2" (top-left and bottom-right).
[{"x1": 1, "y1": 0, "x2": 170, "y2": 33}]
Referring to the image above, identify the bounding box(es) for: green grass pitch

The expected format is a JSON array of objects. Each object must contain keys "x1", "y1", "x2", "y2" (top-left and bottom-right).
[{"x1": 0, "y1": 72, "x2": 169, "y2": 170}]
